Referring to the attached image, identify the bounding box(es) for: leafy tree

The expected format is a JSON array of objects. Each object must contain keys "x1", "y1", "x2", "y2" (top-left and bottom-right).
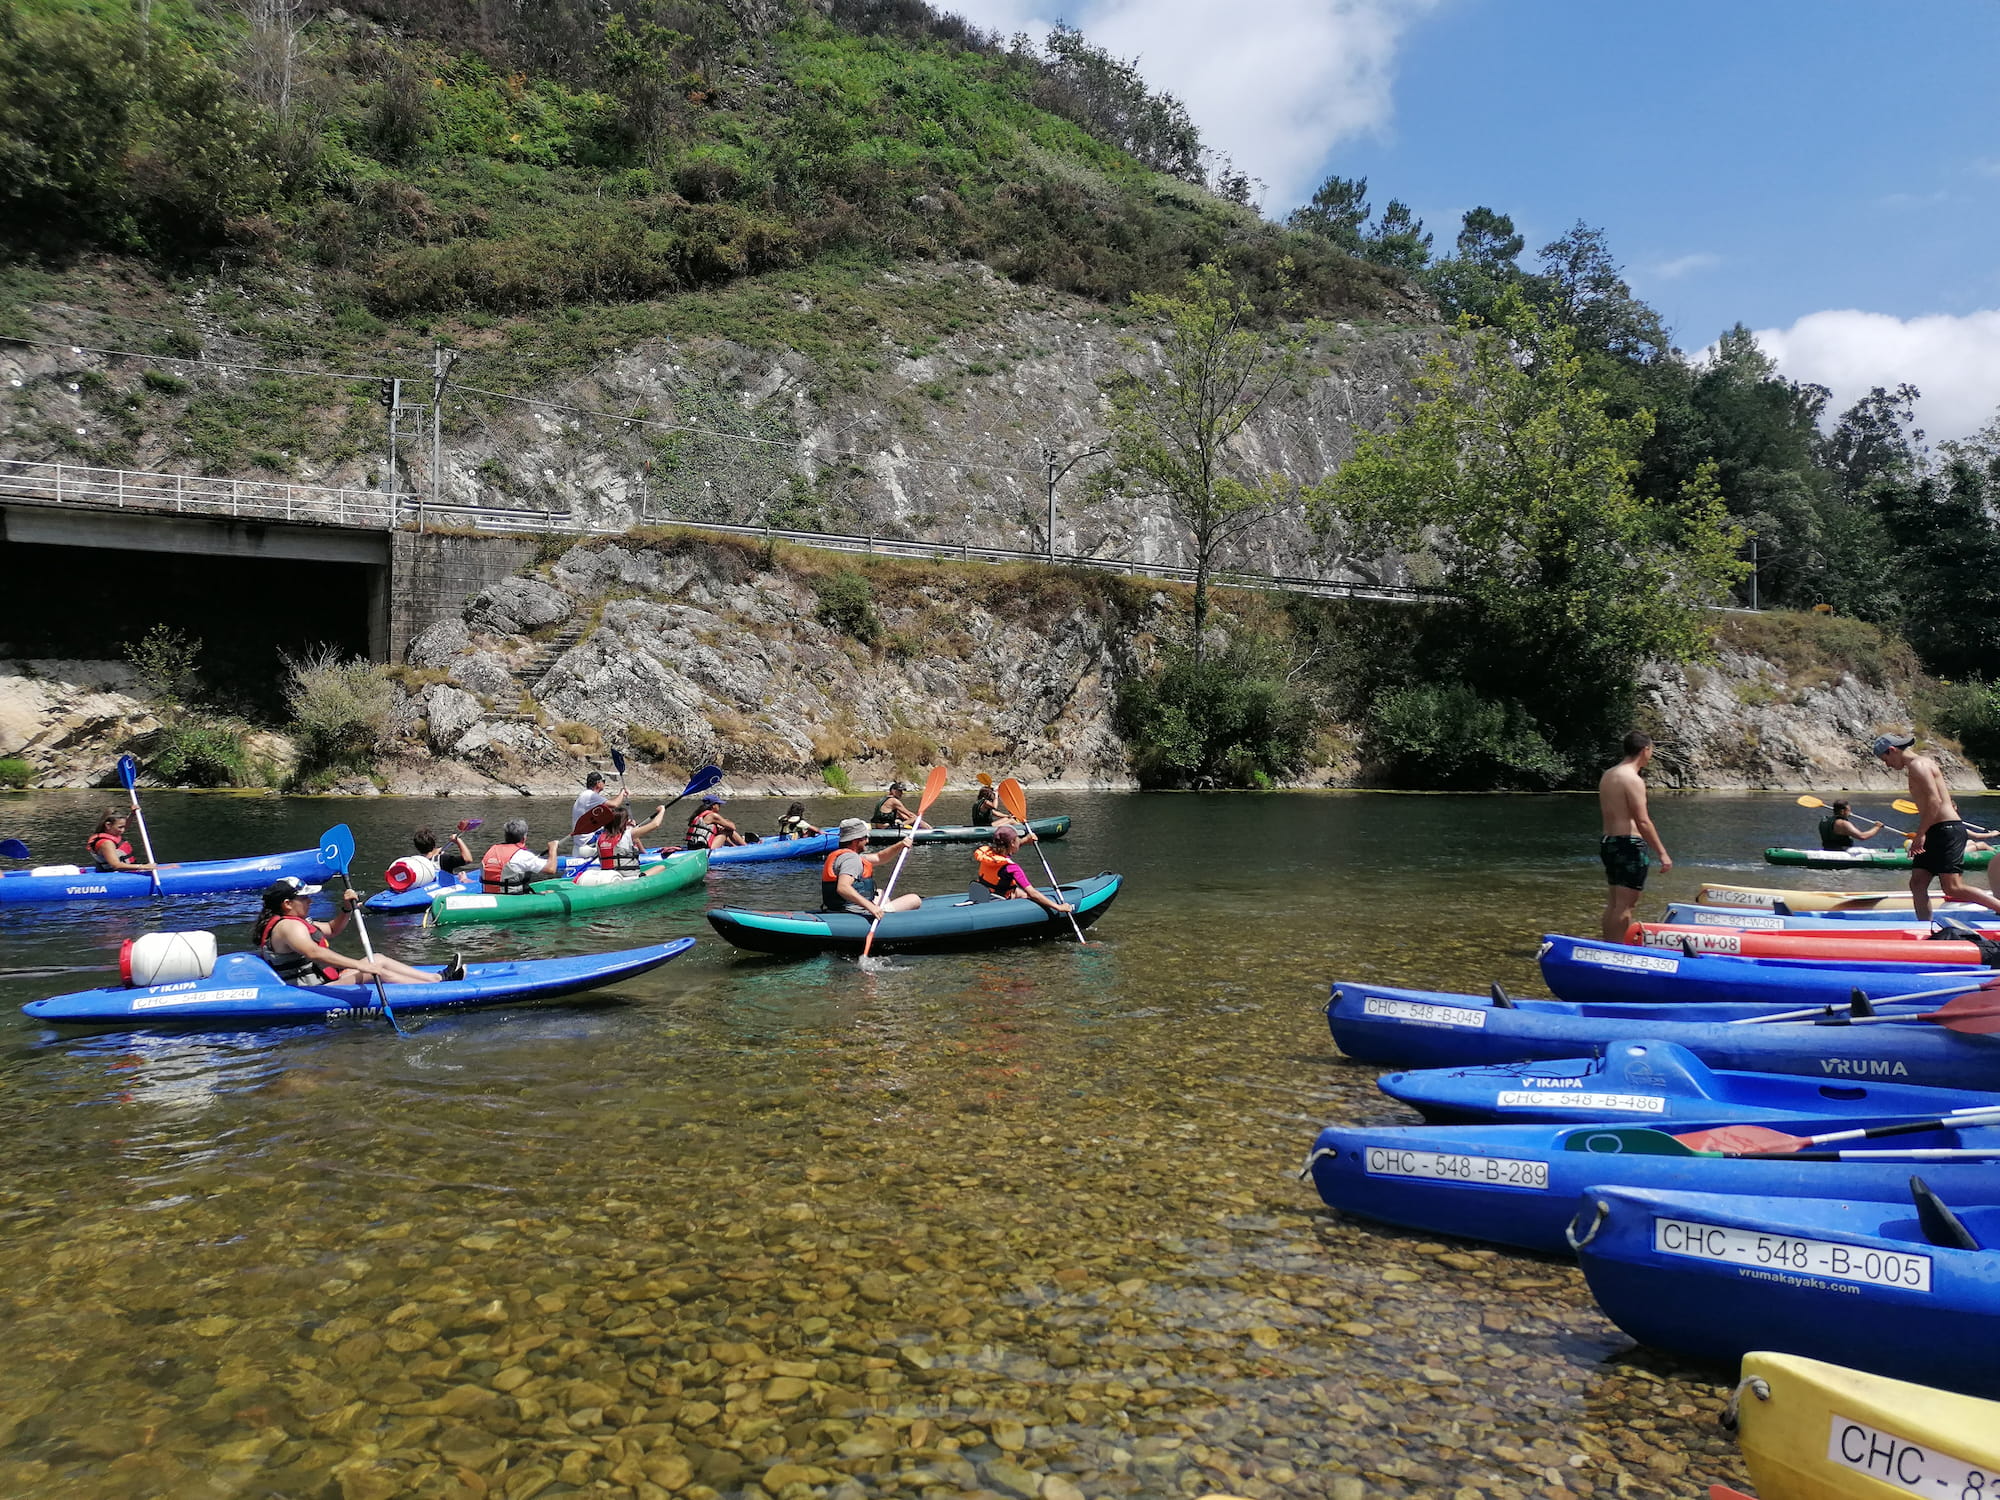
[
  {"x1": 1114, "y1": 640, "x2": 1315, "y2": 788},
  {"x1": 1872, "y1": 457, "x2": 2000, "y2": 680},
  {"x1": 1287, "y1": 174, "x2": 1369, "y2": 252},
  {"x1": 1360, "y1": 199, "x2": 1431, "y2": 271},
  {"x1": 1534, "y1": 221, "x2": 1669, "y2": 369},
  {"x1": 1036, "y1": 23, "x2": 1203, "y2": 183},
  {"x1": 1096, "y1": 263, "x2": 1316, "y2": 659},
  {"x1": 1456, "y1": 205, "x2": 1524, "y2": 269},
  {"x1": 1422, "y1": 205, "x2": 1527, "y2": 324},
  {"x1": 1313, "y1": 293, "x2": 1747, "y2": 774}
]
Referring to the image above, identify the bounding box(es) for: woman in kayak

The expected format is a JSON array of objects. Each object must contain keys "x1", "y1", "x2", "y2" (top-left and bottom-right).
[
  {"x1": 86, "y1": 809, "x2": 155, "y2": 874},
  {"x1": 412, "y1": 824, "x2": 475, "y2": 874},
  {"x1": 972, "y1": 826, "x2": 1072, "y2": 914},
  {"x1": 254, "y1": 878, "x2": 456, "y2": 986},
  {"x1": 823, "y1": 818, "x2": 923, "y2": 917},
  {"x1": 777, "y1": 802, "x2": 820, "y2": 838},
  {"x1": 594, "y1": 804, "x2": 667, "y2": 871},
  {"x1": 686, "y1": 795, "x2": 749, "y2": 848},
  {"x1": 871, "y1": 782, "x2": 916, "y2": 829}
]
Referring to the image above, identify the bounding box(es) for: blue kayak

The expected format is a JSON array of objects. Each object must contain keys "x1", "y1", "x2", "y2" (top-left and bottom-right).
[
  {"x1": 1303, "y1": 1115, "x2": 2000, "y2": 1256},
  {"x1": 1327, "y1": 982, "x2": 2000, "y2": 1090},
  {"x1": 0, "y1": 844, "x2": 336, "y2": 906},
  {"x1": 22, "y1": 940, "x2": 694, "y2": 1028},
  {"x1": 1380, "y1": 1039, "x2": 2000, "y2": 1125},
  {"x1": 1662, "y1": 902, "x2": 2000, "y2": 931},
  {"x1": 366, "y1": 832, "x2": 841, "y2": 911},
  {"x1": 1573, "y1": 1183, "x2": 2000, "y2": 1397},
  {"x1": 1540, "y1": 932, "x2": 1987, "y2": 1009},
  {"x1": 707, "y1": 873, "x2": 1120, "y2": 956}
]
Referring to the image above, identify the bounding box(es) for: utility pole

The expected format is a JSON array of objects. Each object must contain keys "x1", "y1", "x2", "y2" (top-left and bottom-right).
[
  {"x1": 382, "y1": 378, "x2": 403, "y2": 500},
  {"x1": 1750, "y1": 536, "x2": 1760, "y2": 611},
  {"x1": 429, "y1": 340, "x2": 459, "y2": 535},
  {"x1": 1039, "y1": 438, "x2": 1108, "y2": 563}
]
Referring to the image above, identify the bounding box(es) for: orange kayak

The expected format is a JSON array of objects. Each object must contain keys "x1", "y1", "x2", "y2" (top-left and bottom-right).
[{"x1": 1628, "y1": 921, "x2": 1999, "y2": 965}]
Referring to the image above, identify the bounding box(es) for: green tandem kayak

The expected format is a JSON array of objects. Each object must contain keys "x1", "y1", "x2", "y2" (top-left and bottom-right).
[
  {"x1": 1763, "y1": 846, "x2": 1994, "y2": 871},
  {"x1": 427, "y1": 849, "x2": 710, "y2": 926},
  {"x1": 869, "y1": 816, "x2": 1071, "y2": 845}
]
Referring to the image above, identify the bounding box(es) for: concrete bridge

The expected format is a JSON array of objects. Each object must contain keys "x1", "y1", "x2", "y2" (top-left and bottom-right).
[{"x1": 0, "y1": 457, "x2": 1447, "y2": 664}]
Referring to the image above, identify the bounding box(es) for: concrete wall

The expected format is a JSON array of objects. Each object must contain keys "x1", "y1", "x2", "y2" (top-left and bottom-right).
[{"x1": 390, "y1": 529, "x2": 544, "y2": 661}]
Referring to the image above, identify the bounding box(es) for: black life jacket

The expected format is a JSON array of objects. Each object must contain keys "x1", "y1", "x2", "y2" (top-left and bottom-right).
[
  {"x1": 259, "y1": 914, "x2": 334, "y2": 986},
  {"x1": 1819, "y1": 814, "x2": 1852, "y2": 851},
  {"x1": 871, "y1": 797, "x2": 905, "y2": 828},
  {"x1": 971, "y1": 800, "x2": 997, "y2": 827},
  {"x1": 821, "y1": 847, "x2": 876, "y2": 912}
]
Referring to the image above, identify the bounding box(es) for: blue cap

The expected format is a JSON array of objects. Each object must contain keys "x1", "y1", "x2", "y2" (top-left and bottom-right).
[{"x1": 1871, "y1": 733, "x2": 1915, "y2": 759}]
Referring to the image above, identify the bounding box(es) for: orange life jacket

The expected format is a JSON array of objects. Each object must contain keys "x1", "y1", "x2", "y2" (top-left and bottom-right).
[
  {"x1": 975, "y1": 845, "x2": 1024, "y2": 897},
  {"x1": 87, "y1": 831, "x2": 134, "y2": 871},
  {"x1": 481, "y1": 842, "x2": 531, "y2": 894},
  {"x1": 821, "y1": 846, "x2": 878, "y2": 911}
]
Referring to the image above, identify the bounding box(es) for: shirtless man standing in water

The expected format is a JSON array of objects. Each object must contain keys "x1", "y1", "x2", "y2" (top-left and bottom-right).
[
  {"x1": 1872, "y1": 733, "x2": 2000, "y2": 920},
  {"x1": 1599, "y1": 731, "x2": 1672, "y2": 942}
]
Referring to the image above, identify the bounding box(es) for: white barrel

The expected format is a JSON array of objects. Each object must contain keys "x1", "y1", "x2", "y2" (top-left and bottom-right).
[
  {"x1": 121, "y1": 931, "x2": 218, "y2": 988},
  {"x1": 385, "y1": 855, "x2": 440, "y2": 892},
  {"x1": 572, "y1": 868, "x2": 629, "y2": 887},
  {"x1": 31, "y1": 865, "x2": 82, "y2": 877}
]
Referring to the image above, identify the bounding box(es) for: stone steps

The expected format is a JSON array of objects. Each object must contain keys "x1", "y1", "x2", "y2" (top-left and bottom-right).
[{"x1": 513, "y1": 621, "x2": 588, "y2": 692}]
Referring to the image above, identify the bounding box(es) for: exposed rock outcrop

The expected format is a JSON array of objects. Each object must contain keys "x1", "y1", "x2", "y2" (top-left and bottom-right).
[{"x1": 0, "y1": 661, "x2": 160, "y2": 788}]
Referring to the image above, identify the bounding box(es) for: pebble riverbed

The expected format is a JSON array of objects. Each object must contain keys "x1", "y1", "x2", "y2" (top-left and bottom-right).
[{"x1": 0, "y1": 788, "x2": 1851, "y2": 1499}]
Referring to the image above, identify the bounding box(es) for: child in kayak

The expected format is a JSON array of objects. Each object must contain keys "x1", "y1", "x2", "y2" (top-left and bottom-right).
[
  {"x1": 777, "y1": 803, "x2": 821, "y2": 838},
  {"x1": 686, "y1": 795, "x2": 750, "y2": 848},
  {"x1": 971, "y1": 826, "x2": 1072, "y2": 913},
  {"x1": 594, "y1": 804, "x2": 667, "y2": 871},
  {"x1": 823, "y1": 818, "x2": 922, "y2": 917},
  {"x1": 255, "y1": 878, "x2": 456, "y2": 986},
  {"x1": 86, "y1": 809, "x2": 155, "y2": 875},
  {"x1": 412, "y1": 824, "x2": 475, "y2": 874}
]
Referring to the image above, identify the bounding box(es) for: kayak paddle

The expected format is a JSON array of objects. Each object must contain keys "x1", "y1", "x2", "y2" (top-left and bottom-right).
[
  {"x1": 998, "y1": 776, "x2": 1085, "y2": 944},
  {"x1": 862, "y1": 764, "x2": 946, "y2": 961},
  {"x1": 1794, "y1": 793, "x2": 1908, "y2": 837},
  {"x1": 1670, "y1": 1103, "x2": 2000, "y2": 1157},
  {"x1": 664, "y1": 763, "x2": 723, "y2": 811},
  {"x1": 116, "y1": 753, "x2": 163, "y2": 895},
  {"x1": 1803, "y1": 989, "x2": 2000, "y2": 1033},
  {"x1": 1892, "y1": 797, "x2": 2000, "y2": 838},
  {"x1": 611, "y1": 744, "x2": 629, "y2": 799},
  {"x1": 325, "y1": 822, "x2": 406, "y2": 1037},
  {"x1": 1561, "y1": 1126, "x2": 2000, "y2": 1161},
  {"x1": 0, "y1": 838, "x2": 28, "y2": 860},
  {"x1": 1737, "y1": 977, "x2": 1997, "y2": 1025},
  {"x1": 455, "y1": 818, "x2": 483, "y2": 834}
]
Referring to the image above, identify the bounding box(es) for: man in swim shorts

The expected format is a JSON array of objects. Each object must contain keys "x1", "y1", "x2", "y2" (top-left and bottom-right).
[
  {"x1": 1873, "y1": 733, "x2": 2000, "y2": 920},
  {"x1": 1598, "y1": 731, "x2": 1671, "y2": 942}
]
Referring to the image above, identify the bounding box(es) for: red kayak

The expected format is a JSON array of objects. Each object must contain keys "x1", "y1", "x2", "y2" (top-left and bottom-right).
[{"x1": 1628, "y1": 921, "x2": 2000, "y2": 966}]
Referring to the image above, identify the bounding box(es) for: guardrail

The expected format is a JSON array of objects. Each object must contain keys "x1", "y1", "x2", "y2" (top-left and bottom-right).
[{"x1": 0, "y1": 456, "x2": 1446, "y2": 604}]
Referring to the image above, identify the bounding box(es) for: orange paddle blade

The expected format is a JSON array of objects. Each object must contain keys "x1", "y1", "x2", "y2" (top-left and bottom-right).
[
  {"x1": 976, "y1": 772, "x2": 993, "y2": 787},
  {"x1": 1926, "y1": 993, "x2": 2000, "y2": 1034},
  {"x1": 916, "y1": 764, "x2": 948, "y2": 818},
  {"x1": 1673, "y1": 1123, "x2": 1803, "y2": 1154},
  {"x1": 998, "y1": 777, "x2": 1028, "y2": 823},
  {"x1": 1795, "y1": 795, "x2": 1825, "y2": 808}
]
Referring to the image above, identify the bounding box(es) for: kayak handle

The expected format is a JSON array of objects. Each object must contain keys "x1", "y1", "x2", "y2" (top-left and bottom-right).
[
  {"x1": 1296, "y1": 1147, "x2": 1338, "y2": 1181},
  {"x1": 1564, "y1": 1197, "x2": 1610, "y2": 1251},
  {"x1": 1721, "y1": 1374, "x2": 1770, "y2": 1433}
]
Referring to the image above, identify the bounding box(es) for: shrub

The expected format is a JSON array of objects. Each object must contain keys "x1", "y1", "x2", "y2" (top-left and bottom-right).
[
  {"x1": 814, "y1": 570, "x2": 881, "y2": 643},
  {"x1": 821, "y1": 761, "x2": 854, "y2": 794},
  {"x1": 146, "y1": 719, "x2": 247, "y2": 787},
  {"x1": 1114, "y1": 645, "x2": 1315, "y2": 788},
  {"x1": 1365, "y1": 682, "x2": 1569, "y2": 790},
  {"x1": 283, "y1": 646, "x2": 397, "y2": 773},
  {"x1": 140, "y1": 369, "x2": 188, "y2": 394},
  {"x1": 0, "y1": 757, "x2": 33, "y2": 788},
  {"x1": 122, "y1": 623, "x2": 202, "y2": 705},
  {"x1": 1922, "y1": 679, "x2": 2000, "y2": 777}
]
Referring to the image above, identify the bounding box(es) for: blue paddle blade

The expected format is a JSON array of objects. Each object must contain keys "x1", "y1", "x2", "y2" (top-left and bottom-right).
[
  {"x1": 321, "y1": 823, "x2": 356, "y2": 874},
  {"x1": 0, "y1": 838, "x2": 28, "y2": 860},
  {"x1": 117, "y1": 753, "x2": 138, "y2": 791},
  {"x1": 611, "y1": 746, "x2": 627, "y2": 776},
  {"x1": 683, "y1": 764, "x2": 723, "y2": 798}
]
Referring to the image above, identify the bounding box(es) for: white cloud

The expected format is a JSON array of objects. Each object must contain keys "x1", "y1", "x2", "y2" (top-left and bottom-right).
[
  {"x1": 944, "y1": 0, "x2": 1440, "y2": 206},
  {"x1": 1648, "y1": 252, "x2": 1720, "y2": 280},
  {"x1": 1749, "y1": 309, "x2": 2000, "y2": 442}
]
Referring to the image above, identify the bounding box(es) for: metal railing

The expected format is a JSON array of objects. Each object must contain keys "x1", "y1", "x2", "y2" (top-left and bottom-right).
[
  {"x1": 0, "y1": 456, "x2": 1445, "y2": 604},
  {"x1": 0, "y1": 457, "x2": 397, "y2": 529}
]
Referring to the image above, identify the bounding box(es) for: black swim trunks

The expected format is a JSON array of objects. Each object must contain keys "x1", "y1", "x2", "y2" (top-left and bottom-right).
[
  {"x1": 1913, "y1": 819, "x2": 1969, "y2": 876},
  {"x1": 1600, "y1": 834, "x2": 1649, "y2": 890}
]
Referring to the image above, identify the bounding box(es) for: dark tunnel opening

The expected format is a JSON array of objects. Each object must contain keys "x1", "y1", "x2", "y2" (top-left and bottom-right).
[{"x1": 0, "y1": 537, "x2": 376, "y2": 721}]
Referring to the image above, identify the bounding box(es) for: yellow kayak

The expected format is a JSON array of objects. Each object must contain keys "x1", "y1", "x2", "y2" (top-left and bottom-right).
[
  {"x1": 1733, "y1": 1352, "x2": 2000, "y2": 1500},
  {"x1": 1699, "y1": 883, "x2": 1924, "y2": 912}
]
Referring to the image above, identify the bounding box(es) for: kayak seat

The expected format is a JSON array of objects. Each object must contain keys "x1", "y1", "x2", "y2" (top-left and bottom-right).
[
  {"x1": 1489, "y1": 982, "x2": 1515, "y2": 1009},
  {"x1": 966, "y1": 883, "x2": 999, "y2": 904},
  {"x1": 1815, "y1": 1085, "x2": 1870, "y2": 1101},
  {"x1": 1910, "y1": 1175, "x2": 1982, "y2": 1251}
]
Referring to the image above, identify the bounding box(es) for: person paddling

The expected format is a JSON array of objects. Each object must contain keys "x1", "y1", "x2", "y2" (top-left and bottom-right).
[
  {"x1": 777, "y1": 802, "x2": 821, "y2": 838},
  {"x1": 255, "y1": 877, "x2": 455, "y2": 986},
  {"x1": 1598, "y1": 731, "x2": 1671, "y2": 943},
  {"x1": 971, "y1": 785, "x2": 1001, "y2": 827},
  {"x1": 569, "y1": 771, "x2": 629, "y2": 856},
  {"x1": 595, "y1": 804, "x2": 667, "y2": 872},
  {"x1": 482, "y1": 819, "x2": 562, "y2": 894},
  {"x1": 972, "y1": 826, "x2": 1073, "y2": 914},
  {"x1": 686, "y1": 794, "x2": 749, "y2": 849},
  {"x1": 1816, "y1": 799, "x2": 1888, "y2": 851},
  {"x1": 1872, "y1": 734, "x2": 2000, "y2": 920},
  {"x1": 86, "y1": 809, "x2": 156, "y2": 875},
  {"x1": 823, "y1": 818, "x2": 922, "y2": 918},
  {"x1": 871, "y1": 782, "x2": 916, "y2": 829},
  {"x1": 412, "y1": 825, "x2": 474, "y2": 874}
]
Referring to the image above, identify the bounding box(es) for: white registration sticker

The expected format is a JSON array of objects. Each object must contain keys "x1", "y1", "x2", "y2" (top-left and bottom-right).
[
  {"x1": 1689, "y1": 911, "x2": 1785, "y2": 929},
  {"x1": 132, "y1": 987, "x2": 260, "y2": 1011},
  {"x1": 1496, "y1": 1090, "x2": 1665, "y2": 1114},
  {"x1": 1827, "y1": 1414, "x2": 1992, "y2": 1496},
  {"x1": 1706, "y1": 889, "x2": 1779, "y2": 907},
  {"x1": 1364, "y1": 1146, "x2": 1549, "y2": 1189},
  {"x1": 1360, "y1": 997, "x2": 1487, "y2": 1028},
  {"x1": 1654, "y1": 1218, "x2": 1931, "y2": 1292},
  {"x1": 1574, "y1": 946, "x2": 1679, "y2": 973},
  {"x1": 444, "y1": 895, "x2": 499, "y2": 910},
  {"x1": 1640, "y1": 930, "x2": 1741, "y2": 954}
]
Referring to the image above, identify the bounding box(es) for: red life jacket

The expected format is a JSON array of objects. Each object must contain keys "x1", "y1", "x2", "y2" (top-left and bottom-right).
[
  {"x1": 259, "y1": 914, "x2": 338, "y2": 985},
  {"x1": 821, "y1": 846, "x2": 878, "y2": 911},
  {"x1": 687, "y1": 809, "x2": 722, "y2": 850},
  {"x1": 481, "y1": 842, "x2": 530, "y2": 894},
  {"x1": 87, "y1": 831, "x2": 134, "y2": 871},
  {"x1": 597, "y1": 829, "x2": 641, "y2": 871},
  {"x1": 975, "y1": 846, "x2": 1024, "y2": 896}
]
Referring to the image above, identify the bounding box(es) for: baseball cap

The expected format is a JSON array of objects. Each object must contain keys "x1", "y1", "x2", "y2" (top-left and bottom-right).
[
  {"x1": 837, "y1": 818, "x2": 870, "y2": 842},
  {"x1": 1870, "y1": 733, "x2": 1916, "y2": 759},
  {"x1": 265, "y1": 876, "x2": 321, "y2": 899},
  {"x1": 702, "y1": 793, "x2": 725, "y2": 806}
]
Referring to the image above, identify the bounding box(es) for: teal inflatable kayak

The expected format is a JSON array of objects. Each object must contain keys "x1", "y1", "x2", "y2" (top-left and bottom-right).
[
  {"x1": 868, "y1": 816, "x2": 1069, "y2": 845},
  {"x1": 427, "y1": 849, "x2": 708, "y2": 927},
  {"x1": 708, "y1": 872, "x2": 1120, "y2": 955},
  {"x1": 1765, "y1": 846, "x2": 1993, "y2": 870}
]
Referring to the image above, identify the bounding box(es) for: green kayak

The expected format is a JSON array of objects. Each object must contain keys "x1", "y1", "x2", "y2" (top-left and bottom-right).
[
  {"x1": 427, "y1": 849, "x2": 710, "y2": 926},
  {"x1": 1763, "y1": 846, "x2": 1993, "y2": 871},
  {"x1": 868, "y1": 816, "x2": 1070, "y2": 845}
]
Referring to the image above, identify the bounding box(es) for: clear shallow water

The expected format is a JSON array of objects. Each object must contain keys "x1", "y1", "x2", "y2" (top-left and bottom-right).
[{"x1": 0, "y1": 789, "x2": 1965, "y2": 1499}]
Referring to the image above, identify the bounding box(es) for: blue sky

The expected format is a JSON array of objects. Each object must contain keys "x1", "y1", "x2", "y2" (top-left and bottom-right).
[{"x1": 950, "y1": 0, "x2": 2000, "y2": 438}]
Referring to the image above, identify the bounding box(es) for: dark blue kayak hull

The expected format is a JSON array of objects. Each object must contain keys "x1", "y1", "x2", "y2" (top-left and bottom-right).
[
  {"x1": 22, "y1": 941, "x2": 694, "y2": 1027},
  {"x1": 365, "y1": 833, "x2": 840, "y2": 910},
  {"x1": 1661, "y1": 902, "x2": 2000, "y2": 931},
  {"x1": 1327, "y1": 982, "x2": 2000, "y2": 1090},
  {"x1": 1380, "y1": 1039, "x2": 2000, "y2": 1124},
  {"x1": 707, "y1": 873, "x2": 1120, "y2": 955},
  {"x1": 0, "y1": 845, "x2": 334, "y2": 905},
  {"x1": 1540, "y1": 932, "x2": 1982, "y2": 1008},
  {"x1": 1304, "y1": 1116, "x2": 2000, "y2": 1256},
  {"x1": 1574, "y1": 1185, "x2": 2000, "y2": 1397}
]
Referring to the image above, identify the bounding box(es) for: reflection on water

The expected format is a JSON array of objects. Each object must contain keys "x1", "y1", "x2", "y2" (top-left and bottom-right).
[{"x1": 0, "y1": 788, "x2": 1944, "y2": 1497}]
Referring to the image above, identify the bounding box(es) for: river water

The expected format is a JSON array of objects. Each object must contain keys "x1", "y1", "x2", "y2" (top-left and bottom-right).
[{"x1": 0, "y1": 789, "x2": 1942, "y2": 1500}]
